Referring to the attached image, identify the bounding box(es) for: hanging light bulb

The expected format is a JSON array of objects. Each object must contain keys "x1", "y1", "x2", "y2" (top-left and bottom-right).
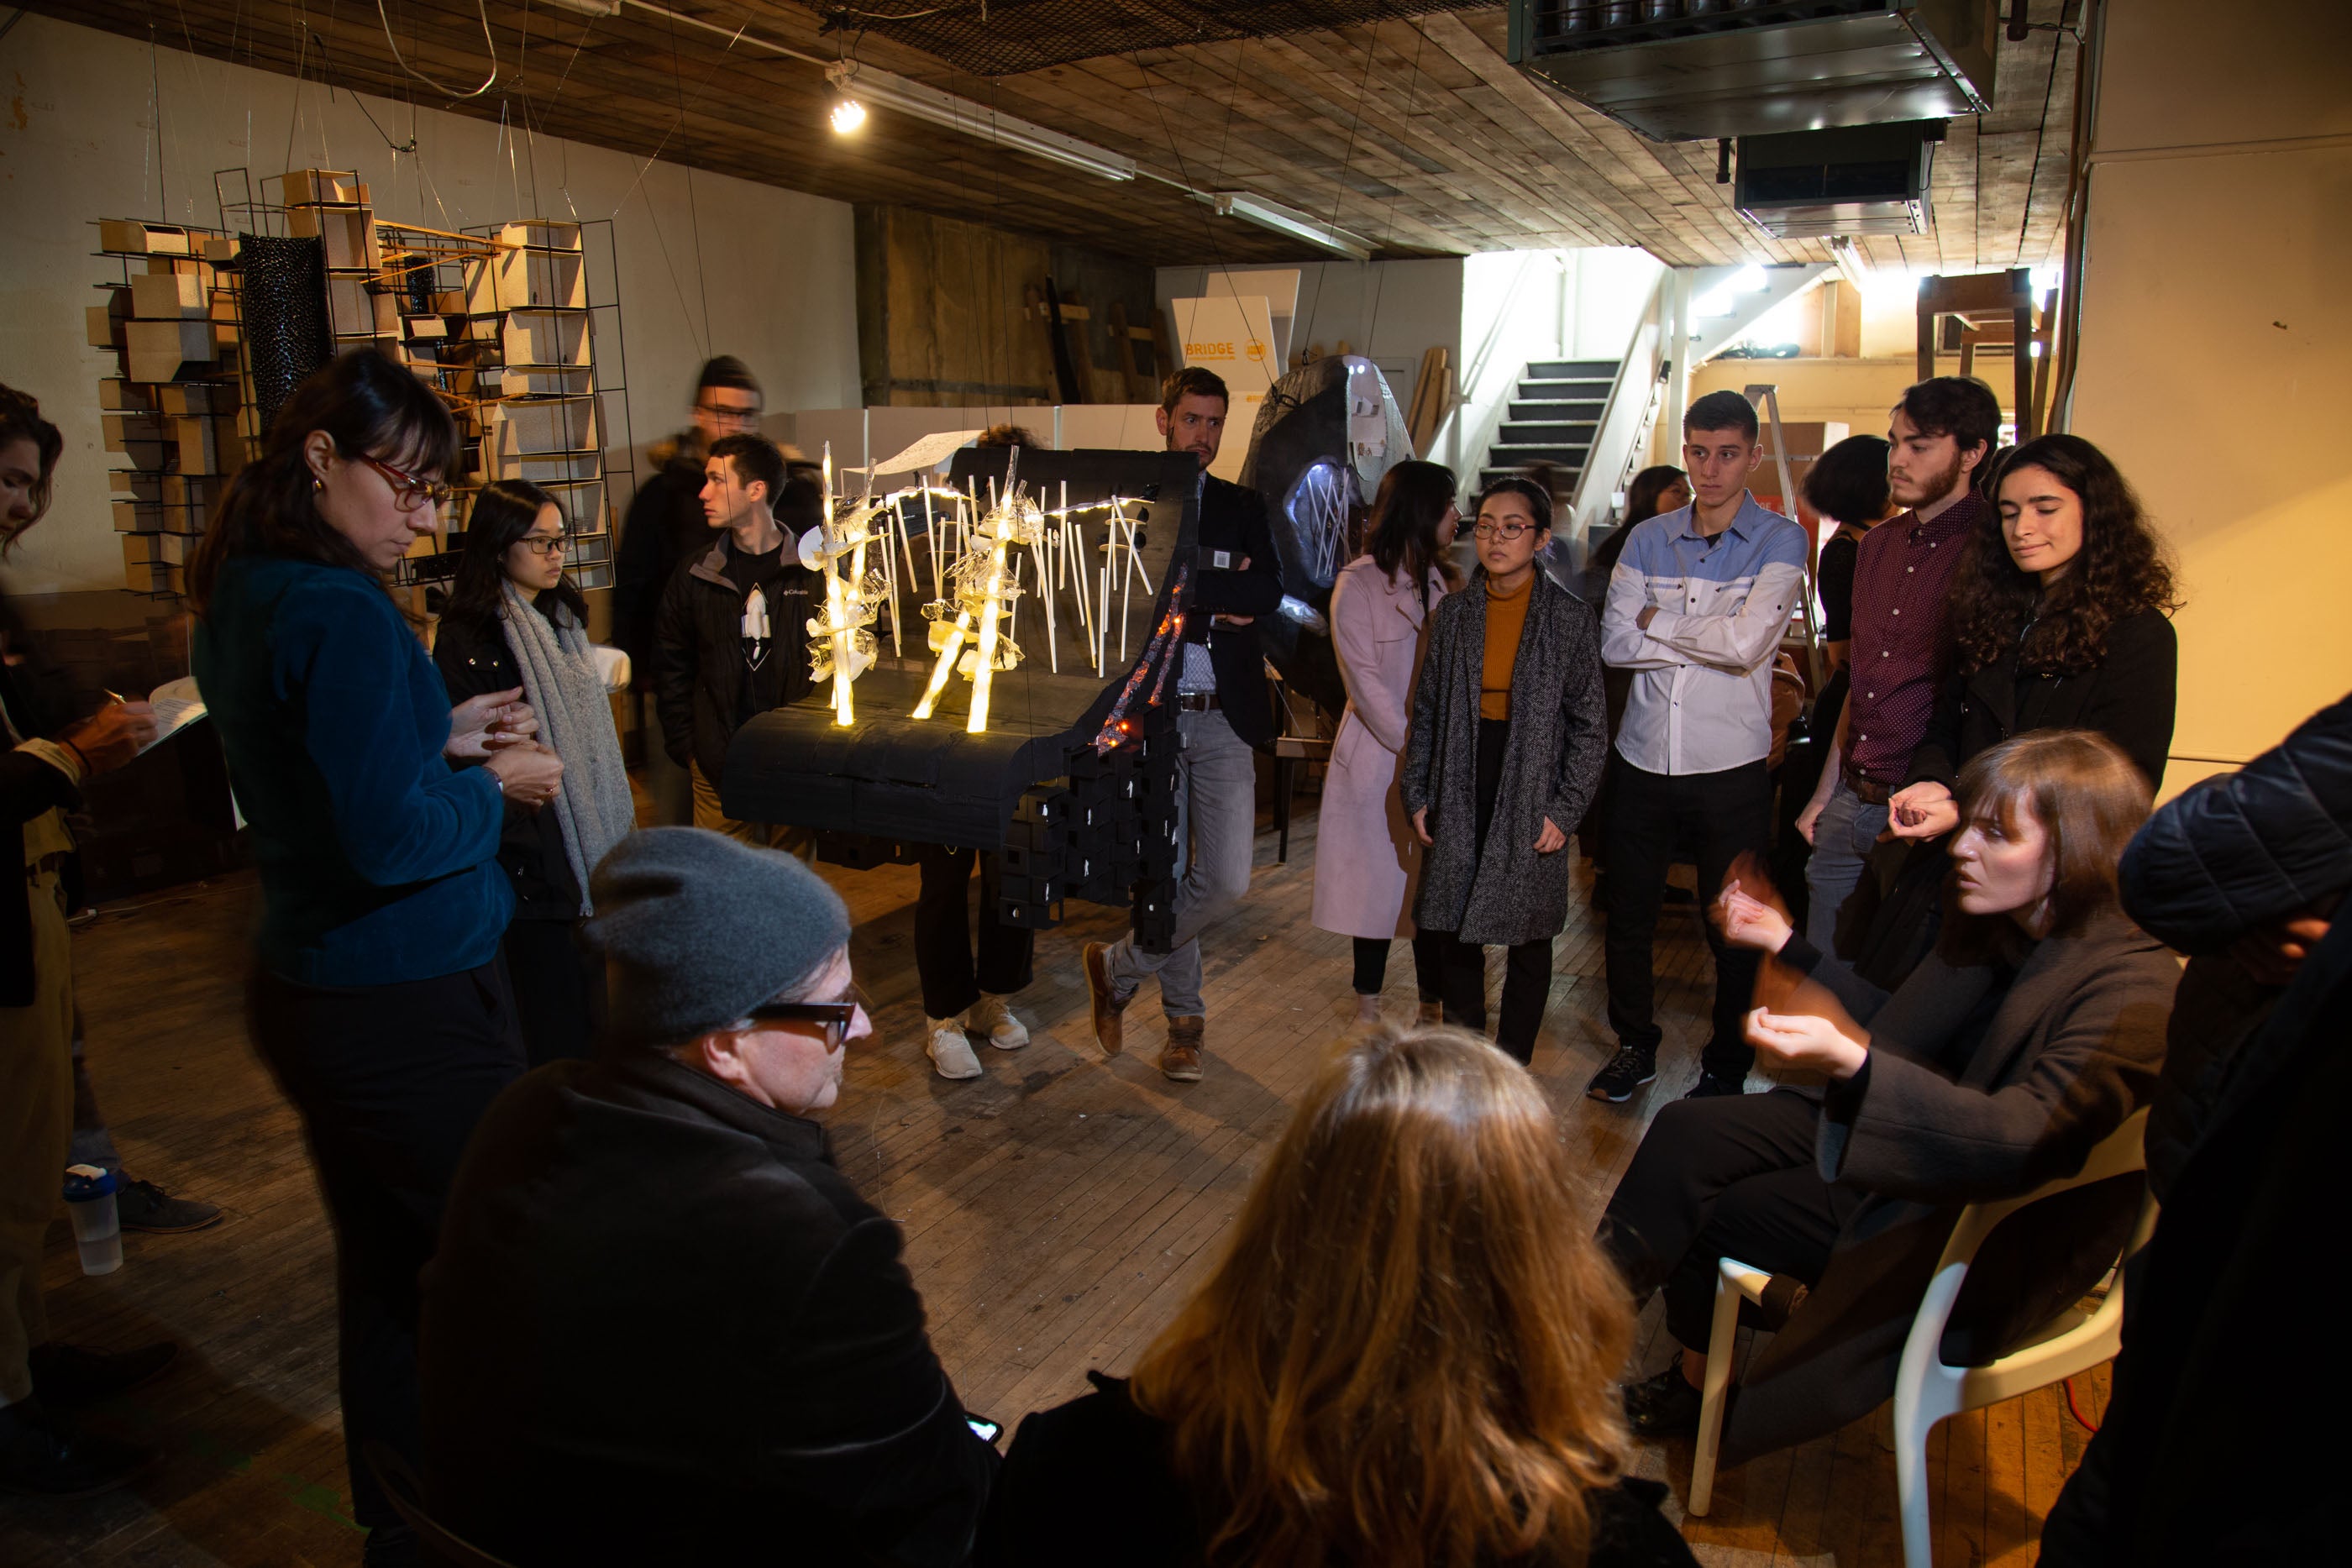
[{"x1": 830, "y1": 93, "x2": 866, "y2": 134}]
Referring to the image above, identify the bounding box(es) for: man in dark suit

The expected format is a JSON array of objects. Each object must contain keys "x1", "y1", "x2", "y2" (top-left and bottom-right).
[{"x1": 1083, "y1": 367, "x2": 1282, "y2": 1083}]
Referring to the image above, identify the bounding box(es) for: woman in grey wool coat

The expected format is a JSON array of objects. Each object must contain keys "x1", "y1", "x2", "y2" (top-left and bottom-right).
[{"x1": 1399, "y1": 476, "x2": 1608, "y2": 1064}]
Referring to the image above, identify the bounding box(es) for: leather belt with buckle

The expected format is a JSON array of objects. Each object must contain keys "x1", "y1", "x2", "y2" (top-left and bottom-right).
[
  {"x1": 1845, "y1": 769, "x2": 1893, "y2": 807},
  {"x1": 1174, "y1": 692, "x2": 1221, "y2": 712}
]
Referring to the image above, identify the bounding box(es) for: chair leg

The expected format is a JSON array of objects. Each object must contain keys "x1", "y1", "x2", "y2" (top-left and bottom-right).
[
  {"x1": 1895, "y1": 1390, "x2": 1937, "y2": 1568},
  {"x1": 1274, "y1": 756, "x2": 1294, "y2": 863},
  {"x1": 1688, "y1": 1266, "x2": 1746, "y2": 1517}
]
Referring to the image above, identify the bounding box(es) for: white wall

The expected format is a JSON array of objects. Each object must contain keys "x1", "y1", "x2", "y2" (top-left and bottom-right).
[
  {"x1": 1155, "y1": 259, "x2": 1465, "y2": 412},
  {"x1": 0, "y1": 13, "x2": 860, "y2": 596},
  {"x1": 2066, "y1": 0, "x2": 2352, "y2": 795}
]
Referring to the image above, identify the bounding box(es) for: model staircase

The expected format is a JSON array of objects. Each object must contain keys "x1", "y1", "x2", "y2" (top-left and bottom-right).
[{"x1": 1478, "y1": 359, "x2": 1617, "y2": 498}]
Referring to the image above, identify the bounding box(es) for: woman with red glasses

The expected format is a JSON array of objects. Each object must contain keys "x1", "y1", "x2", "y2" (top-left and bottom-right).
[{"x1": 188, "y1": 349, "x2": 564, "y2": 1565}]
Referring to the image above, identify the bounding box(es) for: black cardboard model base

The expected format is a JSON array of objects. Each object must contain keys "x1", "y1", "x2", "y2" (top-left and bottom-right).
[{"x1": 720, "y1": 448, "x2": 1198, "y2": 950}]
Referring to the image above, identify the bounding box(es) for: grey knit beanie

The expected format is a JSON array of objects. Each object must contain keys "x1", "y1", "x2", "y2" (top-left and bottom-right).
[{"x1": 584, "y1": 827, "x2": 851, "y2": 1050}]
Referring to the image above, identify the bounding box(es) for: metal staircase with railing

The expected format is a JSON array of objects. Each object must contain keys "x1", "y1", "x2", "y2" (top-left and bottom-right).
[{"x1": 1478, "y1": 359, "x2": 1619, "y2": 496}]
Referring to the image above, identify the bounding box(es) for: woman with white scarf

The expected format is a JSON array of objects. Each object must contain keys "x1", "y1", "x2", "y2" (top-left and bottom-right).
[{"x1": 434, "y1": 480, "x2": 638, "y2": 1066}]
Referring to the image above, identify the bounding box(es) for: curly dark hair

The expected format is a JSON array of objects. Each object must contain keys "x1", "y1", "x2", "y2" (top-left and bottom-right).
[{"x1": 1946, "y1": 433, "x2": 2178, "y2": 677}]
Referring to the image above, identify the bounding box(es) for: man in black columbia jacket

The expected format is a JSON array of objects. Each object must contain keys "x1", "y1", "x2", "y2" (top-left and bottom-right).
[
  {"x1": 652, "y1": 432, "x2": 822, "y2": 852},
  {"x1": 420, "y1": 827, "x2": 998, "y2": 1566}
]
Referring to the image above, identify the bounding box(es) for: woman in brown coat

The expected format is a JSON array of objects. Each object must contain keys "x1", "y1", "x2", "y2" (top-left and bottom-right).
[{"x1": 1599, "y1": 729, "x2": 2176, "y2": 1467}]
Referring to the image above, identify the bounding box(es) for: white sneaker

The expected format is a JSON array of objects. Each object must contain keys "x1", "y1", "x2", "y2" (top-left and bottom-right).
[
  {"x1": 965, "y1": 993, "x2": 1031, "y2": 1051},
  {"x1": 925, "y1": 1017, "x2": 984, "y2": 1079}
]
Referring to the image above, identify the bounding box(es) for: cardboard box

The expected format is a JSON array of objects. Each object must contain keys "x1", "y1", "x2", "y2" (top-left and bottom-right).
[
  {"x1": 158, "y1": 383, "x2": 236, "y2": 416},
  {"x1": 86, "y1": 305, "x2": 127, "y2": 350},
  {"x1": 467, "y1": 245, "x2": 585, "y2": 313},
  {"x1": 291, "y1": 206, "x2": 376, "y2": 271},
  {"x1": 102, "y1": 411, "x2": 164, "y2": 454},
  {"x1": 160, "y1": 474, "x2": 225, "y2": 510},
  {"x1": 284, "y1": 169, "x2": 365, "y2": 206},
  {"x1": 500, "y1": 312, "x2": 590, "y2": 369},
  {"x1": 113, "y1": 500, "x2": 167, "y2": 534},
  {"x1": 122, "y1": 533, "x2": 168, "y2": 567},
  {"x1": 97, "y1": 218, "x2": 192, "y2": 256},
  {"x1": 99, "y1": 379, "x2": 154, "y2": 412},
  {"x1": 199, "y1": 234, "x2": 239, "y2": 264},
  {"x1": 169, "y1": 416, "x2": 242, "y2": 476},
  {"x1": 496, "y1": 220, "x2": 583, "y2": 253},
  {"x1": 125, "y1": 318, "x2": 217, "y2": 383},
  {"x1": 109, "y1": 470, "x2": 162, "y2": 501},
  {"x1": 496, "y1": 396, "x2": 598, "y2": 456},
  {"x1": 130, "y1": 270, "x2": 208, "y2": 320}
]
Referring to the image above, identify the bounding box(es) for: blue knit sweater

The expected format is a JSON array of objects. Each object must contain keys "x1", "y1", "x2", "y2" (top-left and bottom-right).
[{"x1": 193, "y1": 556, "x2": 510, "y2": 985}]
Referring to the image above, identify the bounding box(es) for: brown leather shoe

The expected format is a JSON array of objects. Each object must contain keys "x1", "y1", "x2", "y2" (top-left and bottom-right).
[
  {"x1": 1083, "y1": 941, "x2": 1131, "y2": 1057},
  {"x1": 1415, "y1": 1000, "x2": 1443, "y2": 1027},
  {"x1": 1161, "y1": 1015, "x2": 1205, "y2": 1082}
]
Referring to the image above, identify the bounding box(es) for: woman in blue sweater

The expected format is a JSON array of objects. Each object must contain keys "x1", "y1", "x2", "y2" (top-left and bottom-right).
[{"x1": 188, "y1": 350, "x2": 563, "y2": 1565}]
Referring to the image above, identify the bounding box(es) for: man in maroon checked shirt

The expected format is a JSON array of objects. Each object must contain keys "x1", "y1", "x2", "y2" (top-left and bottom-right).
[{"x1": 1791, "y1": 376, "x2": 2003, "y2": 956}]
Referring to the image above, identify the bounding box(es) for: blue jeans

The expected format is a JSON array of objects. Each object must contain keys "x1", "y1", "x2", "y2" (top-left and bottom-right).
[
  {"x1": 1104, "y1": 709, "x2": 1257, "y2": 1018},
  {"x1": 1803, "y1": 774, "x2": 1889, "y2": 957}
]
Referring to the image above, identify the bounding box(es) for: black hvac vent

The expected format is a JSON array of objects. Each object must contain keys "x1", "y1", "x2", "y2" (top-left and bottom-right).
[
  {"x1": 1509, "y1": 0, "x2": 1998, "y2": 143},
  {"x1": 1733, "y1": 120, "x2": 1939, "y2": 238}
]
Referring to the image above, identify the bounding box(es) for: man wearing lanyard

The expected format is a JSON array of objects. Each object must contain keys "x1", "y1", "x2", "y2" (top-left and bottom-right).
[
  {"x1": 1792, "y1": 377, "x2": 2000, "y2": 954},
  {"x1": 1082, "y1": 368, "x2": 1283, "y2": 1083},
  {"x1": 1592, "y1": 390, "x2": 1810, "y2": 1104}
]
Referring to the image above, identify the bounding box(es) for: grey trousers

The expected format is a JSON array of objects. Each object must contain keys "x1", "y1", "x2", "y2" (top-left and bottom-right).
[
  {"x1": 1104, "y1": 708, "x2": 1257, "y2": 1018},
  {"x1": 1803, "y1": 774, "x2": 1889, "y2": 957}
]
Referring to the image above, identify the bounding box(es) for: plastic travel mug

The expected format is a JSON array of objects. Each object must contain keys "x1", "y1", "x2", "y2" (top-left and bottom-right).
[{"x1": 62, "y1": 1164, "x2": 124, "y2": 1277}]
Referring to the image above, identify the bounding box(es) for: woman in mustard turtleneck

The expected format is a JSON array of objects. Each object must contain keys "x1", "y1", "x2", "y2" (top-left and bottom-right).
[{"x1": 1399, "y1": 478, "x2": 1608, "y2": 1064}]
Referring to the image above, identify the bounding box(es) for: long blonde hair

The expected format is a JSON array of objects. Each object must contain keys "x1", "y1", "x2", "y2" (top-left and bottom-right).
[{"x1": 1129, "y1": 1025, "x2": 1634, "y2": 1567}]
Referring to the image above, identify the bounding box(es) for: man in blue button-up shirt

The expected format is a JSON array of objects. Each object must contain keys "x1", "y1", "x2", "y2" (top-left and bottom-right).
[{"x1": 1590, "y1": 391, "x2": 1809, "y2": 1104}]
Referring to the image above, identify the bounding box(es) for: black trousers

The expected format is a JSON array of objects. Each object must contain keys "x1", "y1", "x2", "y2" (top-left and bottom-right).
[
  {"x1": 1426, "y1": 717, "x2": 1554, "y2": 1066},
  {"x1": 249, "y1": 962, "x2": 525, "y2": 1555},
  {"x1": 1603, "y1": 756, "x2": 1775, "y2": 1072},
  {"x1": 914, "y1": 845, "x2": 1035, "y2": 1021},
  {"x1": 1349, "y1": 932, "x2": 1449, "y2": 1000},
  {"x1": 1599, "y1": 1089, "x2": 1859, "y2": 1350},
  {"x1": 501, "y1": 917, "x2": 606, "y2": 1067}
]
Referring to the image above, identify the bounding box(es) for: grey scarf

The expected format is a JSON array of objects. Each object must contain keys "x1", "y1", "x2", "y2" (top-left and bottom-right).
[{"x1": 499, "y1": 579, "x2": 636, "y2": 915}]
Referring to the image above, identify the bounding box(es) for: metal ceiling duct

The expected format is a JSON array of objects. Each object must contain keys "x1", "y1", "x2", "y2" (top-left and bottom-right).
[
  {"x1": 1506, "y1": 0, "x2": 2000, "y2": 143},
  {"x1": 1733, "y1": 119, "x2": 1941, "y2": 237}
]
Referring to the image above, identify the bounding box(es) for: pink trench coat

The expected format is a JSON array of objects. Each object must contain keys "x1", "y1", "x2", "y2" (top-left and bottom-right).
[{"x1": 1310, "y1": 555, "x2": 1448, "y2": 941}]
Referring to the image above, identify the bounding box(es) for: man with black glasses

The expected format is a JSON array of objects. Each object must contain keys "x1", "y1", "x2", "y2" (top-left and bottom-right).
[
  {"x1": 613, "y1": 357, "x2": 767, "y2": 823},
  {"x1": 421, "y1": 827, "x2": 999, "y2": 1566}
]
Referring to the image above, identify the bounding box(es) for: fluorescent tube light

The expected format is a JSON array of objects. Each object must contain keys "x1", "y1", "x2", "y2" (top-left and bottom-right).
[
  {"x1": 1200, "y1": 192, "x2": 1373, "y2": 261},
  {"x1": 825, "y1": 62, "x2": 1136, "y2": 183}
]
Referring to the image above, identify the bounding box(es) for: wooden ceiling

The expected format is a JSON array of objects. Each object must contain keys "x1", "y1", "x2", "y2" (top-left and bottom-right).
[{"x1": 39, "y1": 2, "x2": 2079, "y2": 270}]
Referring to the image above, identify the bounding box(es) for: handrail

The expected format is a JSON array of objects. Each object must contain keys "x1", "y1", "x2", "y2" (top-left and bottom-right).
[
  {"x1": 1433, "y1": 251, "x2": 1565, "y2": 494},
  {"x1": 1565, "y1": 269, "x2": 1671, "y2": 542}
]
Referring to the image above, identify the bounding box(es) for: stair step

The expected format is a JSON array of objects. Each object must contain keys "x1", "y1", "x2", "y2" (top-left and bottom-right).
[
  {"x1": 1481, "y1": 464, "x2": 1589, "y2": 490},
  {"x1": 1519, "y1": 380, "x2": 1614, "y2": 401},
  {"x1": 1498, "y1": 422, "x2": 1598, "y2": 445},
  {"x1": 1489, "y1": 443, "x2": 1592, "y2": 464},
  {"x1": 1525, "y1": 359, "x2": 1618, "y2": 380},
  {"x1": 1509, "y1": 399, "x2": 1607, "y2": 422}
]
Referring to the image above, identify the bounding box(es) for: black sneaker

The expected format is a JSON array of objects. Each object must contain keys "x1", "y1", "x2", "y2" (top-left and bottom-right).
[
  {"x1": 1685, "y1": 1067, "x2": 1750, "y2": 1099},
  {"x1": 29, "y1": 1341, "x2": 179, "y2": 1408},
  {"x1": 116, "y1": 1177, "x2": 223, "y2": 1234},
  {"x1": 1622, "y1": 1362, "x2": 1704, "y2": 1439},
  {"x1": 1586, "y1": 1046, "x2": 1658, "y2": 1104},
  {"x1": 0, "y1": 1398, "x2": 158, "y2": 1497}
]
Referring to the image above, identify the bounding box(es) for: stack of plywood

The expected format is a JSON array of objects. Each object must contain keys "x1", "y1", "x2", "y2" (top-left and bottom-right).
[{"x1": 90, "y1": 218, "x2": 244, "y2": 596}]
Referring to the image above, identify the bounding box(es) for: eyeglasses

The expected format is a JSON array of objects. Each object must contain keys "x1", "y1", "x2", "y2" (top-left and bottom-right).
[
  {"x1": 359, "y1": 454, "x2": 453, "y2": 511},
  {"x1": 516, "y1": 535, "x2": 568, "y2": 558},
  {"x1": 696, "y1": 400, "x2": 764, "y2": 426},
  {"x1": 1472, "y1": 520, "x2": 1538, "y2": 540},
  {"x1": 741, "y1": 999, "x2": 861, "y2": 1044}
]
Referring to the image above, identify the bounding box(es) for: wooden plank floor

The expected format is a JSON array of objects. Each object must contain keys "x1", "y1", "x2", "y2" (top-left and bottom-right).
[{"x1": 2, "y1": 801, "x2": 2108, "y2": 1565}]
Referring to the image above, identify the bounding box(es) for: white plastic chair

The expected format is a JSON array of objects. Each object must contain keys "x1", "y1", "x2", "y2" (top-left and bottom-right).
[{"x1": 1686, "y1": 1107, "x2": 2158, "y2": 1568}]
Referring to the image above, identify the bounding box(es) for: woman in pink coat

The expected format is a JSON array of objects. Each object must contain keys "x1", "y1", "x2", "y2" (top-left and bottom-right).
[{"x1": 1311, "y1": 460, "x2": 1462, "y2": 1023}]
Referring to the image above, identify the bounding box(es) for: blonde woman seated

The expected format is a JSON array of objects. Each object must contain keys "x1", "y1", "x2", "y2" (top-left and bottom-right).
[
  {"x1": 1599, "y1": 730, "x2": 2175, "y2": 1466},
  {"x1": 979, "y1": 1027, "x2": 1698, "y2": 1568}
]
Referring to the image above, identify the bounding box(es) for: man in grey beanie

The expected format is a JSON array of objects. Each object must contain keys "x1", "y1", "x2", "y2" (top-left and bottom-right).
[{"x1": 417, "y1": 828, "x2": 997, "y2": 1565}]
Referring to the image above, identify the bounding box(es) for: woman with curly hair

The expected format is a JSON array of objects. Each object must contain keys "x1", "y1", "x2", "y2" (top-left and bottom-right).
[
  {"x1": 1888, "y1": 433, "x2": 2180, "y2": 840},
  {"x1": 1837, "y1": 435, "x2": 2178, "y2": 987},
  {"x1": 979, "y1": 1025, "x2": 1697, "y2": 1568}
]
